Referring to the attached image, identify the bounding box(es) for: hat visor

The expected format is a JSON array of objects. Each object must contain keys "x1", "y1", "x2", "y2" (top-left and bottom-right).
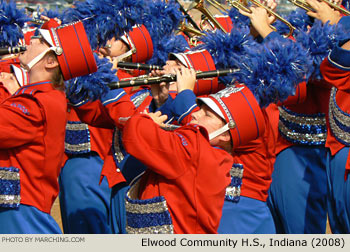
[
  {"x1": 197, "y1": 97, "x2": 225, "y2": 120},
  {"x1": 168, "y1": 52, "x2": 191, "y2": 68}
]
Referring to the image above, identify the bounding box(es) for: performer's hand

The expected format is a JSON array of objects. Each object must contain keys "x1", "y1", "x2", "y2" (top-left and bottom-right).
[
  {"x1": 150, "y1": 70, "x2": 170, "y2": 108},
  {"x1": 240, "y1": 6, "x2": 275, "y2": 38},
  {"x1": 175, "y1": 66, "x2": 196, "y2": 93},
  {"x1": 0, "y1": 73, "x2": 20, "y2": 95},
  {"x1": 306, "y1": 0, "x2": 341, "y2": 25},
  {"x1": 145, "y1": 111, "x2": 168, "y2": 127}
]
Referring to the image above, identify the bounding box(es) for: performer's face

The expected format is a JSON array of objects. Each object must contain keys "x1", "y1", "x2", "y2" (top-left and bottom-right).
[
  {"x1": 99, "y1": 38, "x2": 129, "y2": 58},
  {"x1": 18, "y1": 37, "x2": 50, "y2": 69},
  {"x1": 190, "y1": 103, "x2": 226, "y2": 143}
]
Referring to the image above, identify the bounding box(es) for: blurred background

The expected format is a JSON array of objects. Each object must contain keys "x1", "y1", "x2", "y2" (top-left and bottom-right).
[{"x1": 14, "y1": 0, "x2": 297, "y2": 14}]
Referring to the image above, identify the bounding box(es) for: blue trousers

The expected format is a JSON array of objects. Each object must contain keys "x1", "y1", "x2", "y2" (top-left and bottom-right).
[
  {"x1": 108, "y1": 154, "x2": 146, "y2": 234},
  {"x1": 326, "y1": 147, "x2": 350, "y2": 233},
  {"x1": 59, "y1": 154, "x2": 112, "y2": 234},
  {"x1": 0, "y1": 204, "x2": 62, "y2": 234},
  {"x1": 110, "y1": 183, "x2": 129, "y2": 234},
  {"x1": 218, "y1": 196, "x2": 276, "y2": 234},
  {"x1": 267, "y1": 145, "x2": 328, "y2": 233}
]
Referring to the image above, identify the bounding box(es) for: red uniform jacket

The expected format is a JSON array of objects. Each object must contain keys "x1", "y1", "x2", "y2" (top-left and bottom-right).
[
  {"x1": 0, "y1": 81, "x2": 67, "y2": 213},
  {"x1": 63, "y1": 106, "x2": 113, "y2": 165},
  {"x1": 122, "y1": 114, "x2": 233, "y2": 234},
  {"x1": 275, "y1": 80, "x2": 331, "y2": 154},
  {"x1": 232, "y1": 108, "x2": 277, "y2": 202},
  {"x1": 321, "y1": 56, "x2": 350, "y2": 177}
]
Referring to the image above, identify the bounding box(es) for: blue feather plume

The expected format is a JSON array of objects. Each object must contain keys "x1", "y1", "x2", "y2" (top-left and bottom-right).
[
  {"x1": 228, "y1": 7, "x2": 250, "y2": 29},
  {"x1": 0, "y1": 0, "x2": 29, "y2": 47},
  {"x1": 294, "y1": 20, "x2": 350, "y2": 80},
  {"x1": 235, "y1": 38, "x2": 312, "y2": 107},
  {"x1": 62, "y1": 0, "x2": 144, "y2": 50},
  {"x1": 197, "y1": 26, "x2": 258, "y2": 83},
  {"x1": 273, "y1": 8, "x2": 312, "y2": 36},
  {"x1": 41, "y1": 7, "x2": 64, "y2": 21},
  {"x1": 66, "y1": 54, "x2": 119, "y2": 104},
  {"x1": 147, "y1": 34, "x2": 189, "y2": 66},
  {"x1": 143, "y1": 0, "x2": 184, "y2": 65}
]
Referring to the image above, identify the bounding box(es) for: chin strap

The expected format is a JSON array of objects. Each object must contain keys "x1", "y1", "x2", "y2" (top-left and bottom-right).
[
  {"x1": 114, "y1": 33, "x2": 136, "y2": 63},
  {"x1": 25, "y1": 46, "x2": 62, "y2": 70},
  {"x1": 209, "y1": 123, "x2": 230, "y2": 140},
  {"x1": 209, "y1": 120, "x2": 236, "y2": 140},
  {"x1": 113, "y1": 49, "x2": 134, "y2": 64}
]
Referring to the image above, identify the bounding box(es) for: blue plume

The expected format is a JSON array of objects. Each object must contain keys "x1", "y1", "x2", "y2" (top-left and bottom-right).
[
  {"x1": 143, "y1": 0, "x2": 184, "y2": 65},
  {"x1": 142, "y1": 0, "x2": 183, "y2": 39},
  {"x1": 147, "y1": 34, "x2": 189, "y2": 66},
  {"x1": 41, "y1": 7, "x2": 64, "y2": 21},
  {"x1": 66, "y1": 54, "x2": 119, "y2": 104},
  {"x1": 0, "y1": 0, "x2": 29, "y2": 47},
  {"x1": 274, "y1": 8, "x2": 312, "y2": 36},
  {"x1": 234, "y1": 38, "x2": 312, "y2": 107},
  {"x1": 294, "y1": 20, "x2": 350, "y2": 80},
  {"x1": 62, "y1": 0, "x2": 144, "y2": 50},
  {"x1": 228, "y1": 7, "x2": 250, "y2": 29},
  {"x1": 197, "y1": 26, "x2": 258, "y2": 83}
]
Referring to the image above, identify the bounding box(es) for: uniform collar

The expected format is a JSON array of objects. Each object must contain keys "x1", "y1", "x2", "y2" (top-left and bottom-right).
[{"x1": 14, "y1": 80, "x2": 54, "y2": 96}]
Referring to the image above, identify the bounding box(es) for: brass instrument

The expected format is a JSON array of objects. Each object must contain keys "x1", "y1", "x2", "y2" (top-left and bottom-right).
[
  {"x1": 321, "y1": 0, "x2": 350, "y2": 16},
  {"x1": 186, "y1": 0, "x2": 228, "y2": 33},
  {"x1": 227, "y1": 0, "x2": 296, "y2": 37},
  {"x1": 288, "y1": 0, "x2": 350, "y2": 15},
  {"x1": 227, "y1": 0, "x2": 253, "y2": 13},
  {"x1": 179, "y1": 21, "x2": 205, "y2": 37},
  {"x1": 174, "y1": 0, "x2": 202, "y2": 31},
  {"x1": 206, "y1": 0, "x2": 231, "y2": 13},
  {"x1": 287, "y1": 0, "x2": 315, "y2": 12},
  {"x1": 174, "y1": 0, "x2": 205, "y2": 46},
  {"x1": 178, "y1": 21, "x2": 204, "y2": 47}
]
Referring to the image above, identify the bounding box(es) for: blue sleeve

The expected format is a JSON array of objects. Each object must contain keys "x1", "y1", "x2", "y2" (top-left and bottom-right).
[
  {"x1": 263, "y1": 31, "x2": 283, "y2": 43},
  {"x1": 338, "y1": 16, "x2": 350, "y2": 30},
  {"x1": 328, "y1": 40, "x2": 350, "y2": 70},
  {"x1": 100, "y1": 88, "x2": 127, "y2": 106},
  {"x1": 149, "y1": 95, "x2": 175, "y2": 123},
  {"x1": 170, "y1": 90, "x2": 197, "y2": 124}
]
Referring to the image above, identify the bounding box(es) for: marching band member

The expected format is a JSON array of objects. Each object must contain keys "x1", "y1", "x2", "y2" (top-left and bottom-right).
[
  {"x1": 320, "y1": 14, "x2": 350, "y2": 233},
  {"x1": 123, "y1": 67, "x2": 265, "y2": 233},
  {"x1": 267, "y1": 0, "x2": 345, "y2": 233},
  {"x1": 60, "y1": 0, "x2": 187, "y2": 234},
  {"x1": 0, "y1": 18, "x2": 98, "y2": 233}
]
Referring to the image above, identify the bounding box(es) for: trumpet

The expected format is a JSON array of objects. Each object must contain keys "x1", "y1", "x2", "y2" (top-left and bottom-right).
[
  {"x1": 186, "y1": 0, "x2": 228, "y2": 33},
  {"x1": 206, "y1": 0, "x2": 231, "y2": 13},
  {"x1": 174, "y1": 0, "x2": 202, "y2": 31},
  {"x1": 227, "y1": 0, "x2": 296, "y2": 37},
  {"x1": 108, "y1": 68, "x2": 239, "y2": 89},
  {"x1": 179, "y1": 20, "x2": 205, "y2": 37},
  {"x1": 321, "y1": 0, "x2": 350, "y2": 16},
  {"x1": 174, "y1": 0, "x2": 205, "y2": 46},
  {"x1": 117, "y1": 62, "x2": 164, "y2": 71},
  {"x1": 287, "y1": 0, "x2": 315, "y2": 12},
  {"x1": 288, "y1": 0, "x2": 350, "y2": 15}
]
